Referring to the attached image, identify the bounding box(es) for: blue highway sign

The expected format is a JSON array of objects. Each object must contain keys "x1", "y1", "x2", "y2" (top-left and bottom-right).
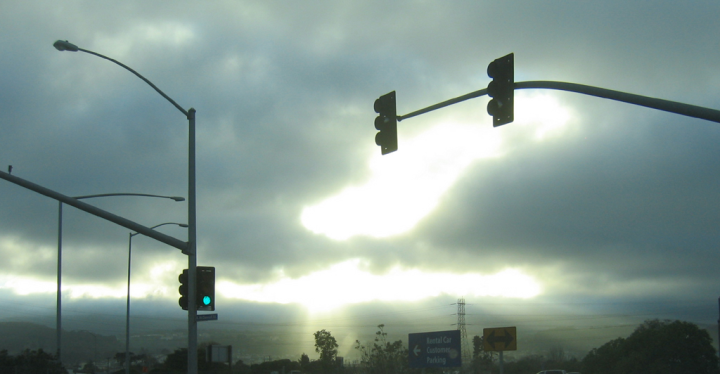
[{"x1": 408, "y1": 330, "x2": 461, "y2": 368}]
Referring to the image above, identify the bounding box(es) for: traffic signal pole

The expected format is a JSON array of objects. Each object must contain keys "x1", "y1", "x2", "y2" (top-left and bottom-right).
[
  {"x1": 516, "y1": 81, "x2": 720, "y2": 124},
  {"x1": 0, "y1": 171, "x2": 188, "y2": 251},
  {"x1": 395, "y1": 80, "x2": 720, "y2": 124},
  {"x1": 187, "y1": 109, "x2": 198, "y2": 374},
  {"x1": 397, "y1": 88, "x2": 487, "y2": 122}
]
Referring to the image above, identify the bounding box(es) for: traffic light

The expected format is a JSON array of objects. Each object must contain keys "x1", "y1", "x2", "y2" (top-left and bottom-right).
[
  {"x1": 196, "y1": 266, "x2": 215, "y2": 311},
  {"x1": 179, "y1": 267, "x2": 215, "y2": 311},
  {"x1": 374, "y1": 91, "x2": 397, "y2": 155},
  {"x1": 486, "y1": 53, "x2": 514, "y2": 127},
  {"x1": 178, "y1": 269, "x2": 189, "y2": 310}
]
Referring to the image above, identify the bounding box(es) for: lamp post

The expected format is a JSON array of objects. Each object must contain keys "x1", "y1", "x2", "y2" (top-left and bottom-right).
[
  {"x1": 57, "y1": 193, "x2": 184, "y2": 364},
  {"x1": 54, "y1": 39, "x2": 199, "y2": 374},
  {"x1": 126, "y1": 222, "x2": 187, "y2": 374}
]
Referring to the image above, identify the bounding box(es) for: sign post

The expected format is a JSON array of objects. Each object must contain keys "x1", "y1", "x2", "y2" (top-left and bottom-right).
[
  {"x1": 483, "y1": 327, "x2": 517, "y2": 374},
  {"x1": 408, "y1": 330, "x2": 462, "y2": 368},
  {"x1": 207, "y1": 345, "x2": 232, "y2": 374}
]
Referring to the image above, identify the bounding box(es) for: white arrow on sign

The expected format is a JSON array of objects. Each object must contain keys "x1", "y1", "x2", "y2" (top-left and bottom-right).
[{"x1": 413, "y1": 345, "x2": 421, "y2": 357}]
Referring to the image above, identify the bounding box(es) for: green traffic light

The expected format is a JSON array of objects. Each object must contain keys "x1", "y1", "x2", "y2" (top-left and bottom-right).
[{"x1": 203, "y1": 295, "x2": 211, "y2": 306}]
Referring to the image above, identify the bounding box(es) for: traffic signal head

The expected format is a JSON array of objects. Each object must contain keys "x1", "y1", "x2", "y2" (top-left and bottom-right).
[
  {"x1": 486, "y1": 53, "x2": 514, "y2": 127},
  {"x1": 178, "y1": 269, "x2": 189, "y2": 310},
  {"x1": 374, "y1": 91, "x2": 397, "y2": 155},
  {"x1": 196, "y1": 266, "x2": 215, "y2": 311}
]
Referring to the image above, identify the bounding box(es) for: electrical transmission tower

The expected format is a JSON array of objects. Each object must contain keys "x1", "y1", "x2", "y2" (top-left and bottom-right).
[{"x1": 457, "y1": 298, "x2": 471, "y2": 364}]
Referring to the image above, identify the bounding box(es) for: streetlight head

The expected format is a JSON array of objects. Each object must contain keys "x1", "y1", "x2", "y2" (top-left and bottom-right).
[
  {"x1": 53, "y1": 40, "x2": 78, "y2": 52},
  {"x1": 171, "y1": 196, "x2": 186, "y2": 202},
  {"x1": 179, "y1": 224, "x2": 189, "y2": 228}
]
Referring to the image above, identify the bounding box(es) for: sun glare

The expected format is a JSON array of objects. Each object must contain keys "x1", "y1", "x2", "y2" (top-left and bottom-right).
[
  {"x1": 302, "y1": 93, "x2": 573, "y2": 240},
  {"x1": 0, "y1": 276, "x2": 57, "y2": 295},
  {"x1": 514, "y1": 94, "x2": 572, "y2": 140},
  {"x1": 301, "y1": 122, "x2": 503, "y2": 240},
  {"x1": 221, "y1": 259, "x2": 541, "y2": 312}
]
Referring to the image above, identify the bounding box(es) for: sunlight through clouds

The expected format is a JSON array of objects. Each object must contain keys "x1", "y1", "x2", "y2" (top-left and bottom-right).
[
  {"x1": 515, "y1": 94, "x2": 572, "y2": 140},
  {"x1": 220, "y1": 259, "x2": 541, "y2": 312},
  {"x1": 0, "y1": 276, "x2": 155, "y2": 299},
  {"x1": 0, "y1": 274, "x2": 127, "y2": 298},
  {"x1": 0, "y1": 260, "x2": 182, "y2": 299},
  {"x1": 301, "y1": 122, "x2": 503, "y2": 239},
  {"x1": 0, "y1": 276, "x2": 57, "y2": 295},
  {"x1": 301, "y1": 93, "x2": 573, "y2": 240}
]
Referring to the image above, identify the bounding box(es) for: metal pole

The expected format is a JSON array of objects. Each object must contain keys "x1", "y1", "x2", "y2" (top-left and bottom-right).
[
  {"x1": 395, "y1": 81, "x2": 720, "y2": 125},
  {"x1": 397, "y1": 88, "x2": 487, "y2": 122},
  {"x1": 124, "y1": 223, "x2": 185, "y2": 374},
  {"x1": 125, "y1": 233, "x2": 133, "y2": 374},
  {"x1": 52, "y1": 41, "x2": 198, "y2": 374},
  {"x1": 0, "y1": 171, "x2": 188, "y2": 252},
  {"x1": 499, "y1": 351, "x2": 503, "y2": 374},
  {"x1": 188, "y1": 108, "x2": 198, "y2": 374},
  {"x1": 54, "y1": 194, "x2": 182, "y2": 369},
  {"x1": 514, "y1": 81, "x2": 720, "y2": 124},
  {"x1": 56, "y1": 201, "x2": 62, "y2": 363}
]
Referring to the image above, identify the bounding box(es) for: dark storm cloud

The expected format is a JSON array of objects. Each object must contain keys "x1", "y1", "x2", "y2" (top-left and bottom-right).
[{"x1": 411, "y1": 97, "x2": 720, "y2": 294}]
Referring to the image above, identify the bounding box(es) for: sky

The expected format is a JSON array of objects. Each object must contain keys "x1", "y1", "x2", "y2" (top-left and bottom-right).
[{"x1": 2, "y1": 0, "x2": 720, "y2": 362}]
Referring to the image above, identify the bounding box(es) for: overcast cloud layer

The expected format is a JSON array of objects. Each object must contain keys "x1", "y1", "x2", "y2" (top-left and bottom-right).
[{"x1": 2, "y1": 0, "x2": 720, "y2": 360}]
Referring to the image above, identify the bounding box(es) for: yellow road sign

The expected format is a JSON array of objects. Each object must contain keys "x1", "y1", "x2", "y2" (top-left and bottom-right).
[{"x1": 483, "y1": 326, "x2": 517, "y2": 351}]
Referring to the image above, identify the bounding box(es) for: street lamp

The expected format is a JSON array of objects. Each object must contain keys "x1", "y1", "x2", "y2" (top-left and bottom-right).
[
  {"x1": 56, "y1": 193, "x2": 184, "y2": 364},
  {"x1": 126, "y1": 222, "x2": 187, "y2": 374},
  {"x1": 54, "y1": 39, "x2": 199, "y2": 374}
]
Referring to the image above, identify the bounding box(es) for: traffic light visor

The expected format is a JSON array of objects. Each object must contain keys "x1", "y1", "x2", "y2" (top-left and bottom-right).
[
  {"x1": 374, "y1": 97, "x2": 393, "y2": 114},
  {"x1": 487, "y1": 53, "x2": 514, "y2": 79}
]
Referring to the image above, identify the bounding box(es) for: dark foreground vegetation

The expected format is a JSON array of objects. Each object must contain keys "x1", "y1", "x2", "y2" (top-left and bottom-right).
[{"x1": 2, "y1": 320, "x2": 716, "y2": 374}]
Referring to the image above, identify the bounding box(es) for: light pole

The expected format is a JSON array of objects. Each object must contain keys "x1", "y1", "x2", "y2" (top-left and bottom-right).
[
  {"x1": 57, "y1": 193, "x2": 184, "y2": 364},
  {"x1": 54, "y1": 39, "x2": 199, "y2": 374},
  {"x1": 126, "y1": 222, "x2": 187, "y2": 374}
]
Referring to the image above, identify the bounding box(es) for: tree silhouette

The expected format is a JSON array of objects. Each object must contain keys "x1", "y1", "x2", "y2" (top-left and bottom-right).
[
  {"x1": 313, "y1": 329, "x2": 339, "y2": 374},
  {"x1": 314, "y1": 329, "x2": 338, "y2": 363},
  {"x1": 0, "y1": 349, "x2": 67, "y2": 374},
  {"x1": 299, "y1": 353, "x2": 310, "y2": 372},
  {"x1": 583, "y1": 319, "x2": 719, "y2": 374},
  {"x1": 354, "y1": 325, "x2": 409, "y2": 374},
  {"x1": 471, "y1": 336, "x2": 494, "y2": 374}
]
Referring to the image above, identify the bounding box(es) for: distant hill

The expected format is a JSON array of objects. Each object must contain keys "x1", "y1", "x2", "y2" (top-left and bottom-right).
[
  {"x1": 0, "y1": 322, "x2": 120, "y2": 366},
  {"x1": 0, "y1": 322, "x2": 59, "y2": 353}
]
